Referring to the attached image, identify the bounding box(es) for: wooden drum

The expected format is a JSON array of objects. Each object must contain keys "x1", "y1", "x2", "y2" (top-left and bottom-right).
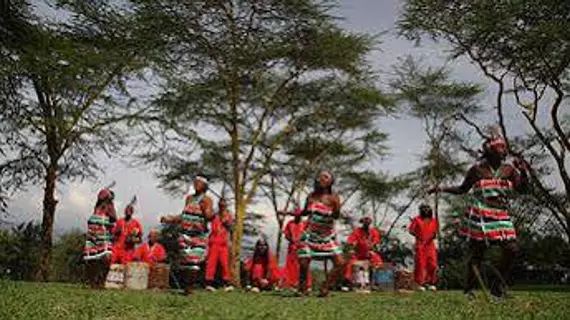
[
  {"x1": 125, "y1": 262, "x2": 149, "y2": 290},
  {"x1": 105, "y1": 264, "x2": 125, "y2": 289},
  {"x1": 148, "y1": 263, "x2": 170, "y2": 290},
  {"x1": 394, "y1": 270, "x2": 414, "y2": 292},
  {"x1": 352, "y1": 260, "x2": 370, "y2": 286}
]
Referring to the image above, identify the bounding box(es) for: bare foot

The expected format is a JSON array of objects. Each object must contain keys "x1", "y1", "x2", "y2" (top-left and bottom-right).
[{"x1": 317, "y1": 287, "x2": 329, "y2": 297}]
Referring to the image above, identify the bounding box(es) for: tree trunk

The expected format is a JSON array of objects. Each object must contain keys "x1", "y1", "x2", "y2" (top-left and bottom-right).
[
  {"x1": 275, "y1": 223, "x2": 283, "y2": 262},
  {"x1": 231, "y1": 200, "x2": 246, "y2": 287},
  {"x1": 37, "y1": 164, "x2": 58, "y2": 282}
]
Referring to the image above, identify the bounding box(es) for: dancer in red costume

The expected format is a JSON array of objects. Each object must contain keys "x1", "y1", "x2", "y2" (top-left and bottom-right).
[
  {"x1": 282, "y1": 208, "x2": 312, "y2": 290},
  {"x1": 111, "y1": 196, "x2": 143, "y2": 264},
  {"x1": 84, "y1": 183, "x2": 117, "y2": 289},
  {"x1": 135, "y1": 229, "x2": 166, "y2": 266},
  {"x1": 344, "y1": 217, "x2": 383, "y2": 291},
  {"x1": 205, "y1": 198, "x2": 235, "y2": 292},
  {"x1": 408, "y1": 204, "x2": 438, "y2": 291},
  {"x1": 244, "y1": 238, "x2": 280, "y2": 292}
]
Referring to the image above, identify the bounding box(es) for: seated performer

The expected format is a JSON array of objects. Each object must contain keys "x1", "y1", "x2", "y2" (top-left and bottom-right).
[
  {"x1": 83, "y1": 183, "x2": 117, "y2": 289},
  {"x1": 344, "y1": 216, "x2": 383, "y2": 291},
  {"x1": 244, "y1": 238, "x2": 280, "y2": 292},
  {"x1": 135, "y1": 229, "x2": 166, "y2": 266},
  {"x1": 282, "y1": 208, "x2": 312, "y2": 290},
  {"x1": 160, "y1": 174, "x2": 214, "y2": 295},
  {"x1": 408, "y1": 204, "x2": 439, "y2": 291},
  {"x1": 205, "y1": 198, "x2": 234, "y2": 292},
  {"x1": 111, "y1": 196, "x2": 143, "y2": 264}
]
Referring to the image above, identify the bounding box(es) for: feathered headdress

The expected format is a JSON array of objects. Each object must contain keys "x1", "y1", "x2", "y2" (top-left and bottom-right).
[{"x1": 125, "y1": 195, "x2": 137, "y2": 214}]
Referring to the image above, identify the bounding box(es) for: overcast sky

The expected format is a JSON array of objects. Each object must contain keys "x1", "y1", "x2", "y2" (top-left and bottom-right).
[{"x1": 7, "y1": 0, "x2": 558, "y2": 253}]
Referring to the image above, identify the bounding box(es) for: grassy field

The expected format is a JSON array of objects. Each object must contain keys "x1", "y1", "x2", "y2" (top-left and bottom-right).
[{"x1": 1, "y1": 281, "x2": 569, "y2": 320}]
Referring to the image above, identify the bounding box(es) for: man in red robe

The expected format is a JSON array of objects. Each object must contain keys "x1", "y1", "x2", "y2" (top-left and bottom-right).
[
  {"x1": 111, "y1": 196, "x2": 143, "y2": 264},
  {"x1": 244, "y1": 238, "x2": 280, "y2": 292},
  {"x1": 205, "y1": 198, "x2": 234, "y2": 292},
  {"x1": 408, "y1": 204, "x2": 439, "y2": 291},
  {"x1": 344, "y1": 217, "x2": 383, "y2": 289},
  {"x1": 135, "y1": 229, "x2": 166, "y2": 265},
  {"x1": 282, "y1": 208, "x2": 312, "y2": 290}
]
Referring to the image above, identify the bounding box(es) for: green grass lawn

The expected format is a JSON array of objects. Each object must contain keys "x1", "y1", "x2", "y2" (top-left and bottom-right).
[{"x1": 1, "y1": 281, "x2": 569, "y2": 320}]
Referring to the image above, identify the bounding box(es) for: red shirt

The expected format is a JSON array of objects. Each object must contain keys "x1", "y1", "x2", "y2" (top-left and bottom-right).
[
  {"x1": 114, "y1": 218, "x2": 143, "y2": 250},
  {"x1": 283, "y1": 220, "x2": 307, "y2": 252},
  {"x1": 209, "y1": 212, "x2": 233, "y2": 246},
  {"x1": 245, "y1": 254, "x2": 280, "y2": 282},
  {"x1": 135, "y1": 242, "x2": 166, "y2": 265},
  {"x1": 408, "y1": 216, "x2": 438, "y2": 243},
  {"x1": 346, "y1": 227, "x2": 381, "y2": 259}
]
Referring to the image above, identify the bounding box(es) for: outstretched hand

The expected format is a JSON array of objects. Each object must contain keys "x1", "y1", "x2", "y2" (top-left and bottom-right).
[
  {"x1": 513, "y1": 157, "x2": 529, "y2": 172},
  {"x1": 427, "y1": 187, "x2": 439, "y2": 195}
]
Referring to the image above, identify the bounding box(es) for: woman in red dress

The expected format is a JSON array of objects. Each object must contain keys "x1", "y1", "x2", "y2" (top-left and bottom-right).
[
  {"x1": 244, "y1": 238, "x2": 280, "y2": 292},
  {"x1": 135, "y1": 229, "x2": 166, "y2": 265},
  {"x1": 282, "y1": 208, "x2": 312, "y2": 290},
  {"x1": 408, "y1": 204, "x2": 438, "y2": 291}
]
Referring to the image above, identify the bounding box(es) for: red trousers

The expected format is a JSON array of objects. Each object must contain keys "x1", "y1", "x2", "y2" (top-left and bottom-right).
[
  {"x1": 344, "y1": 252, "x2": 383, "y2": 282},
  {"x1": 414, "y1": 242, "x2": 438, "y2": 285},
  {"x1": 111, "y1": 246, "x2": 136, "y2": 264},
  {"x1": 282, "y1": 250, "x2": 312, "y2": 289},
  {"x1": 205, "y1": 245, "x2": 231, "y2": 282}
]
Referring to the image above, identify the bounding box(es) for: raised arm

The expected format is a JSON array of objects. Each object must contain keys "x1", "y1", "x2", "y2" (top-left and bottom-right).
[
  {"x1": 160, "y1": 214, "x2": 182, "y2": 224},
  {"x1": 283, "y1": 222, "x2": 293, "y2": 243},
  {"x1": 223, "y1": 214, "x2": 234, "y2": 232},
  {"x1": 107, "y1": 205, "x2": 117, "y2": 223},
  {"x1": 511, "y1": 158, "x2": 530, "y2": 193},
  {"x1": 331, "y1": 193, "x2": 341, "y2": 219},
  {"x1": 300, "y1": 197, "x2": 311, "y2": 216},
  {"x1": 432, "y1": 165, "x2": 479, "y2": 195},
  {"x1": 407, "y1": 218, "x2": 418, "y2": 237},
  {"x1": 201, "y1": 196, "x2": 214, "y2": 221}
]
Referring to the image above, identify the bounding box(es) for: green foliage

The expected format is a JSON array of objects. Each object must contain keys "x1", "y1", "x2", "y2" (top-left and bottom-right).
[
  {"x1": 241, "y1": 211, "x2": 266, "y2": 259},
  {"x1": 0, "y1": 222, "x2": 42, "y2": 281},
  {"x1": 133, "y1": 0, "x2": 387, "y2": 195},
  {"x1": 399, "y1": 0, "x2": 570, "y2": 85},
  {"x1": 50, "y1": 230, "x2": 86, "y2": 283},
  {"x1": 391, "y1": 57, "x2": 482, "y2": 187},
  {"x1": 378, "y1": 233, "x2": 414, "y2": 268}
]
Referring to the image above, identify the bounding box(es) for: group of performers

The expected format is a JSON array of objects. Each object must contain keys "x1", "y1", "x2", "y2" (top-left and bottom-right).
[
  {"x1": 83, "y1": 190, "x2": 167, "y2": 288},
  {"x1": 82, "y1": 133, "x2": 529, "y2": 300}
]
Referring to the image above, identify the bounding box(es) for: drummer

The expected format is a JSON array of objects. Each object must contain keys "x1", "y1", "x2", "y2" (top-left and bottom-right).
[
  {"x1": 344, "y1": 217, "x2": 383, "y2": 291},
  {"x1": 111, "y1": 197, "x2": 143, "y2": 264},
  {"x1": 135, "y1": 229, "x2": 166, "y2": 266}
]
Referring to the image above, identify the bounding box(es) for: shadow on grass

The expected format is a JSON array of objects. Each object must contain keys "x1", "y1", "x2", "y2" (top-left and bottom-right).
[{"x1": 511, "y1": 284, "x2": 570, "y2": 292}]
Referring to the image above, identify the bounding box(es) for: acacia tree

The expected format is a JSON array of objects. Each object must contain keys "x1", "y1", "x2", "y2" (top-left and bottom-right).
[
  {"x1": 134, "y1": 0, "x2": 386, "y2": 284},
  {"x1": 399, "y1": 0, "x2": 570, "y2": 239},
  {"x1": 0, "y1": 1, "x2": 150, "y2": 280},
  {"x1": 259, "y1": 110, "x2": 391, "y2": 259},
  {"x1": 390, "y1": 57, "x2": 482, "y2": 234}
]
